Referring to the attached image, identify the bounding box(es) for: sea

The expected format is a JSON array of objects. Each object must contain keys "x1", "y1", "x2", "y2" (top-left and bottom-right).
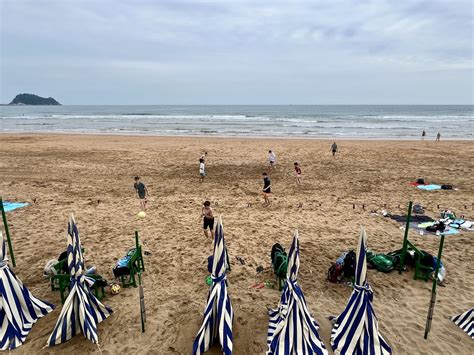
[{"x1": 0, "y1": 105, "x2": 472, "y2": 139}]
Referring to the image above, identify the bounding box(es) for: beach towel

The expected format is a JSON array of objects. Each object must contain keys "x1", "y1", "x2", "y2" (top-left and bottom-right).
[
  {"x1": 417, "y1": 184, "x2": 442, "y2": 191},
  {"x1": 390, "y1": 215, "x2": 434, "y2": 223},
  {"x1": 2, "y1": 202, "x2": 29, "y2": 212}
]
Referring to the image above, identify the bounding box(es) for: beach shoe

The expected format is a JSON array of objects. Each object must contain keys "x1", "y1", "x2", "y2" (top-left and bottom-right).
[{"x1": 236, "y1": 256, "x2": 246, "y2": 265}]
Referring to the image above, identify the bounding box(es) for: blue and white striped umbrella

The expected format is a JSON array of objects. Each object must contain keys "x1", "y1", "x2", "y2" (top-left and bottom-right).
[
  {"x1": 193, "y1": 216, "x2": 233, "y2": 355},
  {"x1": 47, "y1": 214, "x2": 112, "y2": 346},
  {"x1": 267, "y1": 230, "x2": 328, "y2": 355},
  {"x1": 331, "y1": 227, "x2": 392, "y2": 355},
  {"x1": 0, "y1": 231, "x2": 54, "y2": 350},
  {"x1": 451, "y1": 308, "x2": 473, "y2": 339}
]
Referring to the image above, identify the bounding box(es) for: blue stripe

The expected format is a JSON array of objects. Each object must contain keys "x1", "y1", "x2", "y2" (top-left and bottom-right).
[{"x1": 331, "y1": 229, "x2": 392, "y2": 354}]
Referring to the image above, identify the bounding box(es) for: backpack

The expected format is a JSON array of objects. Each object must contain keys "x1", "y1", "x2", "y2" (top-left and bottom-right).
[
  {"x1": 271, "y1": 243, "x2": 288, "y2": 278},
  {"x1": 342, "y1": 250, "x2": 356, "y2": 278},
  {"x1": 327, "y1": 264, "x2": 344, "y2": 283}
]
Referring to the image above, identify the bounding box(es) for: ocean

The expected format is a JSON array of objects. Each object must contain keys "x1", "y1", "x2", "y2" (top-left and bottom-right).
[{"x1": 0, "y1": 105, "x2": 472, "y2": 139}]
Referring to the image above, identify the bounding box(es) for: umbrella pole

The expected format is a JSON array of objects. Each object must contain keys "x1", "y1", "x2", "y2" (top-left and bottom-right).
[
  {"x1": 0, "y1": 197, "x2": 16, "y2": 267},
  {"x1": 399, "y1": 201, "x2": 412, "y2": 274},
  {"x1": 424, "y1": 234, "x2": 445, "y2": 339}
]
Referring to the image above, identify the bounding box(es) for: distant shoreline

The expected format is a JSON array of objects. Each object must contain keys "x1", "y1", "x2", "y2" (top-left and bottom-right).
[{"x1": 1, "y1": 131, "x2": 472, "y2": 141}]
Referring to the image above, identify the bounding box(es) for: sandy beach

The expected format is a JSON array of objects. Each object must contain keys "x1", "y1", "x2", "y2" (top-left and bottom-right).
[{"x1": 0, "y1": 134, "x2": 472, "y2": 354}]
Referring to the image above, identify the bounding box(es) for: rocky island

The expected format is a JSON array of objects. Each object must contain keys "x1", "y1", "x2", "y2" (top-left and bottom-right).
[{"x1": 9, "y1": 93, "x2": 61, "y2": 105}]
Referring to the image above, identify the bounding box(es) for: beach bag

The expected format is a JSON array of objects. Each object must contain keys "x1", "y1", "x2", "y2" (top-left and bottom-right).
[
  {"x1": 441, "y1": 184, "x2": 453, "y2": 190},
  {"x1": 368, "y1": 254, "x2": 395, "y2": 273},
  {"x1": 416, "y1": 178, "x2": 425, "y2": 185},
  {"x1": 426, "y1": 221, "x2": 445, "y2": 232},
  {"x1": 113, "y1": 248, "x2": 135, "y2": 277},
  {"x1": 343, "y1": 250, "x2": 356, "y2": 278},
  {"x1": 327, "y1": 264, "x2": 344, "y2": 283},
  {"x1": 413, "y1": 204, "x2": 424, "y2": 214}
]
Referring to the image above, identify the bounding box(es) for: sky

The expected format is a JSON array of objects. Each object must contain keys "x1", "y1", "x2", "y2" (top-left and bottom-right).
[{"x1": 0, "y1": 0, "x2": 473, "y2": 105}]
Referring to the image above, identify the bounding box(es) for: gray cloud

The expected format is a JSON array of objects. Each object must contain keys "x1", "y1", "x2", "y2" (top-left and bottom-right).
[{"x1": 1, "y1": 0, "x2": 472, "y2": 104}]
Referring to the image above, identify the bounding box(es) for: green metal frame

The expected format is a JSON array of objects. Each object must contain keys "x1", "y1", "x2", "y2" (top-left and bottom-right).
[
  {"x1": 398, "y1": 201, "x2": 433, "y2": 281},
  {"x1": 119, "y1": 231, "x2": 145, "y2": 288},
  {"x1": 0, "y1": 197, "x2": 16, "y2": 267},
  {"x1": 50, "y1": 253, "x2": 106, "y2": 304},
  {"x1": 424, "y1": 234, "x2": 446, "y2": 339}
]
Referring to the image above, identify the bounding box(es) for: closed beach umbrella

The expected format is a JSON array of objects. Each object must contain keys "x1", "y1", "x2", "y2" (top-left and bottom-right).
[
  {"x1": 47, "y1": 214, "x2": 112, "y2": 346},
  {"x1": 267, "y1": 230, "x2": 328, "y2": 355},
  {"x1": 330, "y1": 227, "x2": 392, "y2": 355},
  {"x1": 193, "y1": 216, "x2": 233, "y2": 355},
  {"x1": 0, "y1": 231, "x2": 54, "y2": 350},
  {"x1": 451, "y1": 308, "x2": 473, "y2": 339}
]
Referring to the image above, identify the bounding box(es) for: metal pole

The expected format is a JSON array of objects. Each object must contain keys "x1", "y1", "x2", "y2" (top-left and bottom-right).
[
  {"x1": 0, "y1": 197, "x2": 16, "y2": 267},
  {"x1": 399, "y1": 201, "x2": 412, "y2": 274},
  {"x1": 424, "y1": 234, "x2": 445, "y2": 339},
  {"x1": 138, "y1": 271, "x2": 146, "y2": 333}
]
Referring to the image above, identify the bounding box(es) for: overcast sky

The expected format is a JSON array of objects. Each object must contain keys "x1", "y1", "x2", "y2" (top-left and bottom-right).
[{"x1": 1, "y1": 0, "x2": 473, "y2": 104}]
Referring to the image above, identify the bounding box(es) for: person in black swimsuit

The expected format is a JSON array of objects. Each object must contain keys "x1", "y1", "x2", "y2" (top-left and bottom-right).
[
  {"x1": 201, "y1": 201, "x2": 214, "y2": 238},
  {"x1": 262, "y1": 172, "x2": 272, "y2": 207}
]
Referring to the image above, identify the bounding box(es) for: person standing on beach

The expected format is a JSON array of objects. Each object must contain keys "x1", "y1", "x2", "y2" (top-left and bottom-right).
[
  {"x1": 262, "y1": 172, "x2": 272, "y2": 206},
  {"x1": 201, "y1": 201, "x2": 214, "y2": 238},
  {"x1": 199, "y1": 158, "x2": 206, "y2": 182},
  {"x1": 422, "y1": 130, "x2": 426, "y2": 140},
  {"x1": 436, "y1": 132, "x2": 441, "y2": 141},
  {"x1": 330, "y1": 142, "x2": 338, "y2": 157},
  {"x1": 294, "y1": 162, "x2": 302, "y2": 185},
  {"x1": 268, "y1": 150, "x2": 276, "y2": 169},
  {"x1": 134, "y1": 176, "x2": 149, "y2": 210}
]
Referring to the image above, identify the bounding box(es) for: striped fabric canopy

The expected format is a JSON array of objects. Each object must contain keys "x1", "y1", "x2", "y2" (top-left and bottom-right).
[
  {"x1": 0, "y1": 231, "x2": 54, "y2": 350},
  {"x1": 47, "y1": 214, "x2": 112, "y2": 346},
  {"x1": 451, "y1": 308, "x2": 473, "y2": 339},
  {"x1": 267, "y1": 230, "x2": 328, "y2": 355},
  {"x1": 331, "y1": 227, "x2": 392, "y2": 355},
  {"x1": 193, "y1": 216, "x2": 233, "y2": 355}
]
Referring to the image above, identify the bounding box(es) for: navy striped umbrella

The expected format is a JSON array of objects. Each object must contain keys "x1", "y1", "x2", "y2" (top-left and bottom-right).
[
  {"x1": 47, "y1": 214, "x2": 112, "y2": 346},
  {"x1": 331, "y1": 227, "x2": 392, "y2": 355},
  {"x1": 0, "y1": 231, "x2": 54, "y2": 350},
  {"x1": 267, "y1": 230, "x2": 328, "y2": 355},
  {"x1": 451, "y1": 308, "x2": 473, "y2": 339},
  {"x1": 193, "y1": 216, "x2": 233, "y2": 355}
]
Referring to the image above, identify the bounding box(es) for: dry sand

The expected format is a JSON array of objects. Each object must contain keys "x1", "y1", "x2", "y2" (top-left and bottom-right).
[{"x1": 0, "y1": 134, "x2": 473, "y2": 354}]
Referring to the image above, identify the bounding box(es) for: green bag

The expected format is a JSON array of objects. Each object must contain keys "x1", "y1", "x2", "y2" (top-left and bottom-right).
[
  {"x1": 369, "y1": 254, "x2": 395, "y2": 273},
  {"x1": 273, "y1": 251, "x2": 288, "y2": 278}
]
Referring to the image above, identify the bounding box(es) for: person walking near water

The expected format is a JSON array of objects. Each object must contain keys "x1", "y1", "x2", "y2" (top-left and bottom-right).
[
  {"x1": 262, "y1": 172, "x2": 272, "y2": 206},
  {"x1": 201, "y1": 201, "x2": 214, "y2": 238},
  {"x1": 436, "y1": 132, "x2": 441, "y2": 142},
  {"x1": 422, "y1": 130, "x2": 426, "y2": 140},
  {"x1": 330, "y1": 142, "x2": 338, "y2": 157}
]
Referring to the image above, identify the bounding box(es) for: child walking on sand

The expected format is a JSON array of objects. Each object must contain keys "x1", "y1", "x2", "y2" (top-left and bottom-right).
[
  {"x1": 199, "y1": 158, "x2": 206, "y2": 182},
  {"x1": 262, "y1": 172, "x2": 272, "y2": 206},
  {"x1": 134, "y1": 176, "x2": 149, "y2": 210},
  {"x1": 201, "y1": 201, "x2": 214, "y2": 238},
  {"x1": 294, "y1": 162, "x2": 302, "y2": 184},
  {"x1": 268, "y1": 150, "x2": 276, "y2": 169},
  {"x1": 330, "y1": 142, "x2": 338, "y2": 157}
]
